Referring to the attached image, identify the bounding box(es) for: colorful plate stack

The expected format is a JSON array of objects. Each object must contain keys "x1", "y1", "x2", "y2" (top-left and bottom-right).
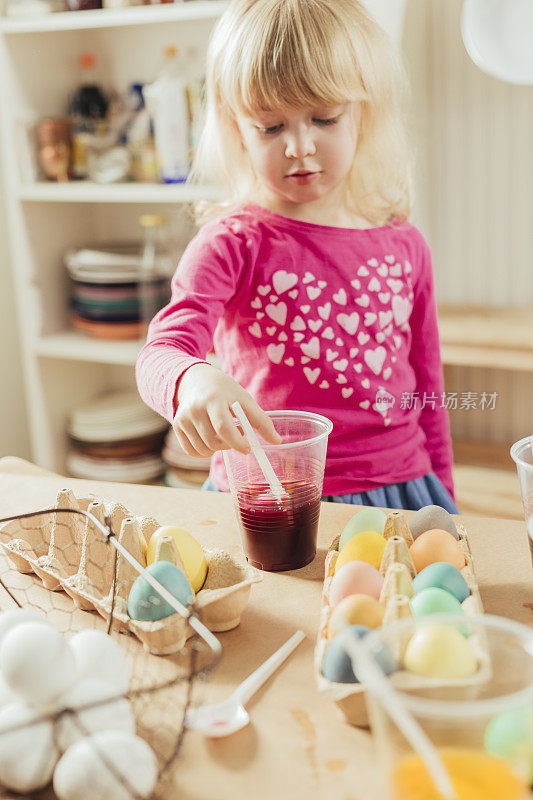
[
  {"x1": 162, "y1": 429, "x2": 212, "y2": 490},
  {"x1": 65, "y1": 246, "x2": 170, "y2": 340},
  {"x1": 67, "y1": 390, "x2": 169, "y2": 483}
]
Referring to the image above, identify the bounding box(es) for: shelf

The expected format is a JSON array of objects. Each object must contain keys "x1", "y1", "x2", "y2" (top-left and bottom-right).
[
  {"x1": 18, "y1": 181, "x2": 218, "y2": 204},
  {"x1": 35, "y1": 330, "x2": 222, "y2": 369},
  {"x1": 439, "y1": 305, "x2": 533, "y2": 372},
  {"x1": 35, "y1": 331, "x2": 142, "y2": 365},
  {"x1": 0, "y1": 1, "x2": 228, "y2": 33}
]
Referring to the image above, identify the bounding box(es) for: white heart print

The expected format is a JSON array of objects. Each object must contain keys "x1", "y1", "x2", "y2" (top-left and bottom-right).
[
  {"x1": 353, "y1": 363, "x2": 362, "y2": 373},
  {"x1": 256, "y1": 312, "x2": 265, "y2": 319},
  {"x1": 272, "y1": 270, "x2": 298, "y2": 295},
  {"x1": 307, "y1": 286, "x2": 321, "y2": 300},
  {"x1": 322, "y1": 327, "x2": 334, "y2": 340},
  {"x1": 377, "y1": 264, "x2": 388, "y2": 277},
  {"x1": 301, "y1": 337, "x2": 320, "y2": 359},
  {"x1": 336, "y1": 375, "x2": 348, "y2": 384},
  {"x1": 318, "y1": 280, "x2": 327, "y2": 289},
  {"x1": 303, "y1": 366, "x2": 320, "y2": 384},
  {"x1": 294, "y1": 332, "x2": 305, "y2": 342},
  {"x1": 303, "y1": 272, "x2": 315, "y2": 284},
  {"x1": 258, "y1": 285, "x2": 270, "y2": 296},
  {"x1": 284, "y1": 357, "x2": 294, "y2": 366},
  {"x1": 266, "y1": 302, "x2": 287, "y2": 326},
  {"x1": 364, "y1": 346, "x2": 387, "y2": 375},
  {"x1": 301, "y1": 356, "x2": 311, "y2": 364},
  {"x1": 248, "y1": 322, "x2": 261, "y2": 338},
  {"x1": 251, "y1": 298, "x2": 261, "y2": 309},
  {"x1": 364, "y1": 312, "x2": 377, "y2": 327},
  {"x1": 300, "y1": 305, "x2": 311, "y2": 314},
  {"x1": 350, "y1": 347, "x2": 359, "y2": 358},
  {"x1": 267, "y1": 343, "x2": 285, "y2": 364},
  {"x1": 385, "y1": 255, "x2": 395, "y2": 264},
  {"x1": 318, "y1": 302, "x2": 331, "y2": 320},
  {"x1": 359, "y1": 400, "x2": 370, "y2": 409},
  {"x1": 326, "y1": 349, "x2": 339, "y2": 362},
  {"x1": 266, "y1": 326, "x2": 276, "y2": 336},
  {"x1": 333, "y1": 288, "x2": 347, "y2": 305},
  {"x1": 335, "y1": 337, "x2": 344, "y2": 346},
  {"x1": 333, "y1": 359, "x2": 348, "y2": 371},
  {"x1": 342, "y1": 387, "x2": 354, "y2": 399},
  {"x1": 319, "y1": 380, "x2": 330, "y2": 389},
  {"x1": 337, "y1": 312, "x2": 360, "y2": 335},
  {"x1": 358, "y1": 331, "x2": 370, "y2": 345},
  {"x1": 361, "y1": 378, "x2": 370, "y2": 388},
  {"x1": 308, "y1": 319, "x2": 322, "y2": 332},
  {"x1": 278, "y1": 331, "x2": 288, "y2": 341},
  {"x1": 355, "y1": 295, "x2": 370, "y2": 308},
  {"x1": 288, "y1": 289, "x2": 298, "y2": 299},
  {"x1": 358, "y1": 266, "x2": 370, "y2": 277},
  {"x1": 367, "y1": 258, "x2": 378, "y2": 267},
  {"x1": 269, "y1": 295, "x2": 278, "y2": 303},
  {"x1": 351, "y1": 279, "x2": 361, "y2": 290},
  {"x1": 368, "y1": 277, "x2": 381, "y2": 292},
  {"x1": 290, "y1": 315, "x2": 306, "y2": 331}
]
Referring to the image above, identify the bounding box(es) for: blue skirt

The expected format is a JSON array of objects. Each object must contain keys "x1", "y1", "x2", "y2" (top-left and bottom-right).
[{"x1": 201, "y1": 471, "x2": 459, "y2": 514}]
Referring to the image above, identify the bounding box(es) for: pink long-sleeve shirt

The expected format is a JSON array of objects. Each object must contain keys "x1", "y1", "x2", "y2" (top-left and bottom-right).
[{"x1": 136, "y1": 203, "x2": 454, "y2": 498}]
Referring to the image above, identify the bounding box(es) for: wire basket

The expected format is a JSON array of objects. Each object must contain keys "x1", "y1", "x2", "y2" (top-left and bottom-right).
[{"x1": 0, "y1": 487, "x2": 252, "y2": 799}]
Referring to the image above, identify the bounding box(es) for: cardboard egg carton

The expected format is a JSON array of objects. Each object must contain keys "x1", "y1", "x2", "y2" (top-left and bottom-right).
[
  {"x1": 315, "y1": 510, "x2": 488, "y2": 727},
  {"x1": 0, "y1": 488, "x2": 261, "y2": 656}
]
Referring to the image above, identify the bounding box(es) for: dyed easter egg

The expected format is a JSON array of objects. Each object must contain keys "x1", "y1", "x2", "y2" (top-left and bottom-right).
[
  {"x1": 410, "y1": 588, "x2": 468, "y2": 636},
  {"x1": 322, "y1": 625, "x2": 396, "y2": 684},
  {"x1": 339, "y1": 508, "x2": 387, "y2": 550},
  {"x1": 327, "y1": 594, "x2": 384, "y2": 640},
  {"x1": 408, "y1": 504, "x2": 459, "y2": 541},
  {"x1": 485, "y1": 705, "x2": 533, "y2": 782},
  {"x1": 336, "y1": 531, "x2": 387, "y2": 572},
  {"x1": 409, "y1": 529, "x2": 465, "y2": 573},
  {"x1": 146, "y1": 526, "x2": 207, "y2": 592},
  {"x1": 127, "y1": 561, "x2": 193, "y2": 622},
  {"x1": 404, "y1": 623, "x2": 478, "y2": 679},
  {"x1": 413, "y1": 562, "x2": 470, "y2": 603},
  {"x1": 329, "y1": 561, "x2": 384, "y2": 606},
  {"x1": 322, "y1": 625, "x2": 370, "y2": 683}
]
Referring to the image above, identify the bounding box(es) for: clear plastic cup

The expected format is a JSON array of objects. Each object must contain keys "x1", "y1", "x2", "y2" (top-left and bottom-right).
[
  {"x1": 355, "y1": 614, "x2": 533, "y2": 800},
  {"x1": 511, "y1": 435, "x2": 533, "y2": 564},
  {"x1": 223, "y1": 410, "x2": 333, "y2": 571}
]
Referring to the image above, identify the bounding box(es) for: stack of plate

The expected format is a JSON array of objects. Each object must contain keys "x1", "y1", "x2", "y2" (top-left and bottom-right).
[
  {"x1": 66, "y1": 246, "x2": 170, "y2": 340},
  {"x1": 162, "y1": 428, "x2": 212, "y2": 489},
  {"x1": 67, "y1": 390, "x2": 169, "y2": 483}
]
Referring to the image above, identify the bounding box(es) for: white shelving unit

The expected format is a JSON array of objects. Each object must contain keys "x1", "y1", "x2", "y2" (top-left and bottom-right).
[{"x1": 0, "y1": 1, "x2": 225, "y2": 471}]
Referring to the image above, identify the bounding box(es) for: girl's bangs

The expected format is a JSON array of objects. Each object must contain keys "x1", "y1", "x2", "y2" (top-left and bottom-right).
[{"x1": 219, "y1": 2, "x2": 367, "y2": 115}]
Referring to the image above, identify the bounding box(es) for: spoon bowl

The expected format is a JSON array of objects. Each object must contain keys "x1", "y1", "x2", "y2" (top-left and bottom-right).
[{"x1": 185, "y1": 630, "x2": 305, "y2": 738}]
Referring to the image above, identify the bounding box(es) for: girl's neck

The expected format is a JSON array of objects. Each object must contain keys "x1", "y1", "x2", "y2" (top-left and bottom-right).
[{"x1": 252, "y1": 186, "x2": 376, "y2": 230}]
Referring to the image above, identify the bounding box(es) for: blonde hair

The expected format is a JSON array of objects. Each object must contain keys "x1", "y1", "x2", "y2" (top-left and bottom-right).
[{"x1": 190, "y1": 0, "x2": 412, "y2": 227}]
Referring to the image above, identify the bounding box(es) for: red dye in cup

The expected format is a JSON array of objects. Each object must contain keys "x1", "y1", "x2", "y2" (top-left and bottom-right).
[{"x1": 236, "y1": 480, "x2": 321, "y2": 571}]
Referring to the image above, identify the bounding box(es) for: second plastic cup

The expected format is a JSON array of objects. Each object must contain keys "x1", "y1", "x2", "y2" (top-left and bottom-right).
[
  {"x1": 223, "y1": 410, "x2": 333, "y2": 571},
  {"x1": 511, "y1": 435, "x2": 533, "y2": 564},
  {"x1": 356, "y1": 614, "x2": 533, "y2": 800}
]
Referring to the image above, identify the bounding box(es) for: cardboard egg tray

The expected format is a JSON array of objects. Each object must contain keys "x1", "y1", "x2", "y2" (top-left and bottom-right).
[
  {"x1": 0, "y1": 488, "x2": 261, "y2": 656},
  {"x1": 315, "y1": 511, "x2": 488, "y2": 727}
]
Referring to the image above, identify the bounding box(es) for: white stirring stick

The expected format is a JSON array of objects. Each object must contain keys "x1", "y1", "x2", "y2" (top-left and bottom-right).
[
  {"x1": 345, "y1": 633, "x2": 457, "y2": 800},
  {"x1": 230, "y1": 401, "x2": 287, "y2": 503}
]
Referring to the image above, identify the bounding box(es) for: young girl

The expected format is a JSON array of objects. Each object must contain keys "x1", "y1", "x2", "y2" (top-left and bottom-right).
[{"x1": 136, "y1": 0, "x2": 458, "y2": 513}]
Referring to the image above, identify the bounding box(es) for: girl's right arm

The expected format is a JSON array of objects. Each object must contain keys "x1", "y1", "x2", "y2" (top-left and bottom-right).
[{"x1": 135, "y1": 219, "x2": 281, "y2": 458}]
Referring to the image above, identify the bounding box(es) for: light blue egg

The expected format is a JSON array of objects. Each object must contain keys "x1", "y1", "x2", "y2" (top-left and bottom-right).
[
  {"x1": 410, "y1": 587, "x2": 469, "y2": 637},
  {"x1": 322, "y1": 624, "x2": 397, "y2": 684},
  {"x1": 413, "y1": 562, "x2": 470, "y2": 603},
  {"x1": 339, "y1": 507, "x2": 387, "y2": 551},
  {"x1": 127, "y1": 561, "x2": 193, "y2": 622}
]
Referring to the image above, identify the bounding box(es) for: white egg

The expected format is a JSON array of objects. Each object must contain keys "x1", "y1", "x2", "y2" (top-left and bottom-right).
[
  {"x1": 69, "y1": 630, "x2": 130, "y2": 693},
  {"x1": 0, "y1": 701, "x2": 59, "y2": 792},
  {"x1": 0, "y1": 621, "x2": 76, "y2": 705},
  {"x1": 0, "y1": 607, "x2": 48, "y2": 646},
  {"x1": 0, "y1": 674, "x2": 17, "y2": 708},
  {"x1": 56, "y1": 678, "x2": 135, "y2": 753},
  {"x1": 53, "y1": 730, "x2": 158, "y2": 800}
]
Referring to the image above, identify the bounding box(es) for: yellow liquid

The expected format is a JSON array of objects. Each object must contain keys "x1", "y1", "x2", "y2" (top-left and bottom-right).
[{"x1": 393, "y1": 747, "x2": 528, "y2": 800}]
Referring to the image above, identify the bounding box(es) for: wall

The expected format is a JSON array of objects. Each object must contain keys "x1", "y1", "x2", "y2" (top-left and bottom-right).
[
  {"x1": 0, "y1": 162, "x2": 30, "y2": 459},
  {"x1": 403, "y1": 0, "x2": 533, "y2": 452}
]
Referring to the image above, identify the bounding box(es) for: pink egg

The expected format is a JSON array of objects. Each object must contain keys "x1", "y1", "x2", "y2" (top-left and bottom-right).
[{"x1": 329, "y1": 560, "x2": 384, "y2": 606}]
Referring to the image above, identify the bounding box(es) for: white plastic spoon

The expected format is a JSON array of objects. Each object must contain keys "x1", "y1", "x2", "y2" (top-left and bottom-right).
[{"x1": 186, "y1": 631, "x2": 305, "y2": 737}]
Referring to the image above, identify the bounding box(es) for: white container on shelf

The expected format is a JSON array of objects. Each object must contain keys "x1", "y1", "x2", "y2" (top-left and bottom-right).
[{"x1": 143, "y1": 45, "x2": 190, "y2": 184}]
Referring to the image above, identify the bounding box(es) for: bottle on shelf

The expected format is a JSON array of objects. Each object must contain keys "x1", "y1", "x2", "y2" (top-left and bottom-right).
[
  {"x1": 68, "y1": 53, "x2": 109, "y2": 179},
  {"x1": 138, "y1": 214, "x2": 173, "y2": 331},
  {"x1": 123, "y1": 83, "x2": 159, "y2": 183},
  {"x1": 143, "y1": 46, "x2": 190, "y2": 184}
]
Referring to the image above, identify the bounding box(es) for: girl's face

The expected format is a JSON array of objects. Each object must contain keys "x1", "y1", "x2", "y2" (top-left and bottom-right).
[{"x1": 235, "y1": 102, "x2": 361, "y2": 208}]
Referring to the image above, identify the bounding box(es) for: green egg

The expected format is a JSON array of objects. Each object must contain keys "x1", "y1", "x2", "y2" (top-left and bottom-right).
[
  {"x1": 485, "y1": 705, "x2": 533, "y2": 782},
  {"x1": 410, "y1": 587, "x2": 469, "y2": 636},
  {"x1": 413, "y1": 562, "x2": 470, "y2": 603},
  {"x1": 127, "y1": 561, "x2": 193, "y2": 622},
  {"x1": 339, "y1": 507, "x2": 387, "y2": 551}
]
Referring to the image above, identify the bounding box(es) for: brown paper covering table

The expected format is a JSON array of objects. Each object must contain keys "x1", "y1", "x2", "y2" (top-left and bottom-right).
[{"x1": 1, "y1": 457, "x2": 532, "y2": 800}]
